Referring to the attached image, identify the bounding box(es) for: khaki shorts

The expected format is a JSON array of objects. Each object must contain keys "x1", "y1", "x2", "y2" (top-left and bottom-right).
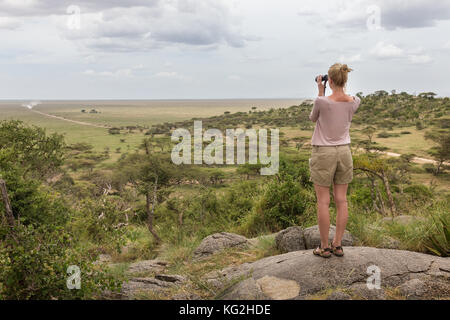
[{"x1": 309, "y1": 144, "x2": 353, "y2": 187}]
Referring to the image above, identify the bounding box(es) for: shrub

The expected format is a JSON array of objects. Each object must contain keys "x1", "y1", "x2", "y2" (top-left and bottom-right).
[
  {"x1": 377, "y1": 131, "x2": 399, "y2": 138},
  {"x1": 222, "y1": 181, "x2": 262, "y2": 222},
  {"x1": 424, "y1": 211, "x2": 450, "y2": 257},
  {"x1": 422, "y1": 163, "x2": 436, "y2": 174},
  {"x1": 0, "y1": 168, "x2": 69, "y2": 227},
  {"x1": 0, "y1": 224, "x2": 121, "y2": 299},
  {"x1": 108, "y1": 128, "x2": 121, "y2": 135},
  {"x1": 258, "y1": 175, "x2": 308, "y2": 229},
  {"x1": 69, "y1": 196, "x2": 128, "y2": 250},
  {"x1": 236, "y1": 207, "x2": 273, "y2": 237},
  {"x1": 415, "y1": 121, "x2": 424, "y2": 130},
  {"x1": 403, "y1": 184, "x2": 434, "y2": 206},
  {"x1": 0, "y1": 120, "x2": 65, "y2": 179}
]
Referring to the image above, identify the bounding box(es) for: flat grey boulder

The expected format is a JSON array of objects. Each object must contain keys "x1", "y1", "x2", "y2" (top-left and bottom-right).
[
  {"x1": 155, "y1": 274, "x2": 186, "y2": 283},
  {"x1": 121, "y1": 275, "x2": 186, "y2": 299},
  {"x1": 275, "y1": 226, "x2": 305, "y2": 253},
  {"x1": 303, "y1": 225, "x2": 353, "y2": 249},
  {"x1": 398, "y1": 279, "x2": 428, "y2": 300},
  {"x1": 126, "y1": 259, "x2": 168, "y2": 275},
  {"x1": 222, "y1": 278, "x2": 268, "y2": 300},
  {"x1": 193, "y1": 232, "x2": 249, "y2": 260},
  {"x1": 211, "y1": 247, "x2": 449, "y2": 300}
]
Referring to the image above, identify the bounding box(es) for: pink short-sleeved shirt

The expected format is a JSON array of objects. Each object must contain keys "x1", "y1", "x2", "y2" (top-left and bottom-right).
[{"x1": 309, "y1": 95, "x2": 361, "y2": 146}]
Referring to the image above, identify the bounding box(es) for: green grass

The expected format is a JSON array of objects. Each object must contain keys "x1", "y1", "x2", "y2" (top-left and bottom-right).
[
  {"x1": 2, "y1": 98, "x2": 448, "y2": 254},
  {"x1": 0, "y1": 101, "x2": 443, "y2": 163},
  {"x1": 347, "y1": 197, "x2": 449, "y2": 253},
  {"x1": 351, "y1": 124, "x2": 434, "y2": 159},
  {"x1": 0, "y1": 100, "x2": 298, "y2": 157}
]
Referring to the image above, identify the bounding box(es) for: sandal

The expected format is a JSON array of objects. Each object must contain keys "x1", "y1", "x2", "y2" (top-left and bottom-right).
[
  {"x1": 331, "y1": 243, "x2": 344, "y2": 257},
  {"x1": 313, "y1": 245, "x2": 332, "y2": 258}
]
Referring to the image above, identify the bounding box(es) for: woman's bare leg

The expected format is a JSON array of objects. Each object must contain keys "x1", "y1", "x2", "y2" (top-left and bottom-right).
[
  {"x1": 314, "y1": 184, "x2": 331, "y2": 248},
  {"x1": 332, "y1": 183, "x2": 349, "y2": 246}
]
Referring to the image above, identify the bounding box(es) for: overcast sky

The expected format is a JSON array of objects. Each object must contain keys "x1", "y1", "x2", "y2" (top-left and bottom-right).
[{"x1": 1, "y1": 0, "x2": 449, "y2": 100}]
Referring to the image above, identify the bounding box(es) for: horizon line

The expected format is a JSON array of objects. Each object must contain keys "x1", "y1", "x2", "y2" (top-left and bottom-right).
[{"x1": 0, "y1": 97, "x2": 308, "y2": 102}]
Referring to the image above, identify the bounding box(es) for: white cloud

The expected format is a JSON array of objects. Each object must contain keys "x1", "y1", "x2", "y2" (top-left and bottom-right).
[
  {"x1": 82, "y1": 55, "x2": 97, "y2": 64},
  {"x1": 408, "y1": 54, "x2": 433, "y2": 64},
  {"x1": 13, "y1": 0, "x2": 255, "y2": 52},
  {"x1": 82, "y1": 65, "x2": 144, "y2": 77},
  {"x1": 370, "y1": 41, "x2": 404, "y2": 58},
  {"x1": 338, "y1": 54, "x2": 362, "y2": 63},
  {"x1": 1, "y1": 0, "x2": 449, "y2": 99},
  {"x1": 154, "y1": 71, "x2": 189, "y2": 81},
  {"x1": 228, "y1": 75, "x2": 241, "y2": 80},
  {"x1": 370, "y1": 41, "x2": 433, "y2": 64},
  {"x1": 0, "y1": 16, "x2": 21, "y2": 29},
  {"x1": 0, "y1": 0, "x2": 157, "y2": 16},
  {"x1": 82, "y1": 69, "x2": 131, "y2": 77},
  {"x1": 297, "y1": 0, "x2": 450, "y2": 30}
]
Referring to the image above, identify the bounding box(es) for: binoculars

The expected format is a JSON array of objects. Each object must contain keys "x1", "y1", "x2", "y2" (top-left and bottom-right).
[{"x1": 315, "y1": 74, "x2": 328, "y2": 83}]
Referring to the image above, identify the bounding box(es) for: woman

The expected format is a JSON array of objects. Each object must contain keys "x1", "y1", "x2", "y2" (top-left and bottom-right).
[{"x1": 309, "y1": 63, "x2": 361, "y2": 258}]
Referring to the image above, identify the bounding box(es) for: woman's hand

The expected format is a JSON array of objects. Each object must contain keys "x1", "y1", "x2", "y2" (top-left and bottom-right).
[{"x1": 316, "y1": 75, "x2": 325, "y2": 97}]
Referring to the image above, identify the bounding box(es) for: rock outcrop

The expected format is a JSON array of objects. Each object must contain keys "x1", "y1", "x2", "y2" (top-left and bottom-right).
[
  {"x1": 120, "y1": 274, "x2": 186, "y2": 299},
  {"x1": 126, "y1": 259, "x2": 168, "y2": 275},
  {"x1": 275, "y1": 227, "x2": 305, "y2": 253},
  {"x1": 205, "y1": 247, "x2": 449, "y2": 300},
  {"x1": 193, "y1": 232, "x2": 249, "y2": 260},
  {"x1": 275, "y1": 225, "x2": 354, "y2": 252},
  {"x1": 303, "y1": 225, "x2": 353, "y2": 249},
  {"x1": 398, "y1": 279, "x2": 428, "y2": 300}
]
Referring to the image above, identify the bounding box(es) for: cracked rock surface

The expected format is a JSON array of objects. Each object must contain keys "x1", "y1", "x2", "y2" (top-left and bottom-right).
[
  {"x1": 120, "y1": 275, "x2": 186, "y2": 299},
  {"x1": 125, "y1": 259, "x2": 168, "y2": 275},
  {"x1": 275, "y1": 225, "x2": 354, "y2": 252},
  {"x1": 207, "y1": 247, "x2": 449, "y2": 300},
  {"x1": 193, "y1": 232, "x2": 249, "y2": 260},
  {"x1": 303, "y1": 225, "x2": 353, "y2": 250}
]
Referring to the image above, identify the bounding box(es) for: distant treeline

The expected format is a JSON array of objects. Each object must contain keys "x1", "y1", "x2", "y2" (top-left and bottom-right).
[{"x1": 136, "y1": 91, "x2": 449, "y2": 137}]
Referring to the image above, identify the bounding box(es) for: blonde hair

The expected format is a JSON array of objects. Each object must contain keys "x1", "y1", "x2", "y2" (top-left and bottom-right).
[{"x1": 328, "y1": 63, "x2": 353, "y2": 88}]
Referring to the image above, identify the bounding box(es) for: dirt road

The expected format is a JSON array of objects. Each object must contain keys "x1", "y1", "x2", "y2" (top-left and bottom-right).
[
  {"x1": 31, "y1": 109, "x2": 111, "y2": 129},
  {"x1": 355, "y1": 147, "x2": 449, "y2": 166}
]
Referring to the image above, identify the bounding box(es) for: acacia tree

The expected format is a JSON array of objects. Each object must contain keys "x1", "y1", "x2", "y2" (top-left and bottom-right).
[
  {"x1": 237, "y1": 163, "x2": 262, "y2": 180},
  {"x1": 291, "y1": 136, "x2": 308, "y2": 151},
  {"x1": 392, "y1": 154, "x2": 415, "y2": 193},
  {"x1": 141, "y1": 136, "x2": 171, "y2": 153},
  {"x1": 354, "y1": 154, "x2": 397, "y2": 216},
  {"x1": 0, "y1": 120, "x2": 65, "y2": 179},
  {"x1": 424, "y1": 129, "x2": 450, "y2": 175},
  {"x1": 361, "y1": 126, "x2": 377, "y2": 144},
  {"x1": 418, "y1": 92, "x2": 437, "y2": 99},
  {"x1": 116, "y1": 152, "x2": 174, "y2": 243}
]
